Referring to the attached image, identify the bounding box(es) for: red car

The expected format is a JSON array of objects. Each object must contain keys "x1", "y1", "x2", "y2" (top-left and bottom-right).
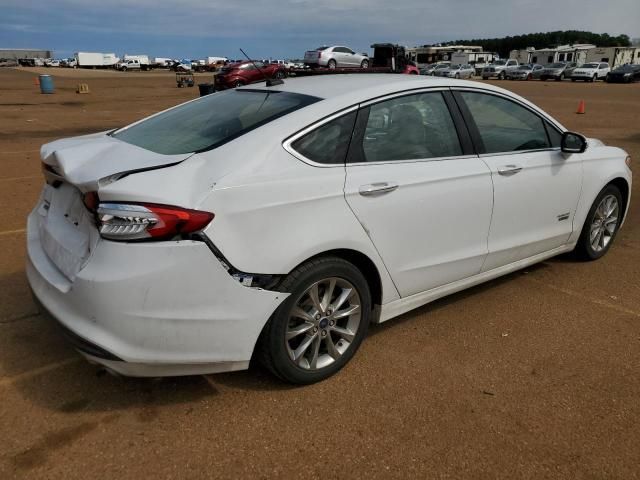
[{"x1": 215, "y1": 61, "x2": 287, "y2": 89}]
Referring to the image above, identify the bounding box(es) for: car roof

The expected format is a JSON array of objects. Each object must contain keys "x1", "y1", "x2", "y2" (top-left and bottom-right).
[{"x1": 245, "y1": 74, "x2": 493, "y2": 102}]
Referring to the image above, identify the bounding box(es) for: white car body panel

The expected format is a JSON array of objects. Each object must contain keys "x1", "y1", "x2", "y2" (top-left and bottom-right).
[
  {"x1": 26, "y1": 75, "x2": 632, "y2": 376},
  {"x1": 480, "y1": 149, "x2": 582, "y2": 270},
  {"x1": 344, "y1": 157, "x2": 493, "y2": 297}
]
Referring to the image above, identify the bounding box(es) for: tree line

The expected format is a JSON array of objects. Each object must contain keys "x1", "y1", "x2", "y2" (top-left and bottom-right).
[{"x1": 443, "y1": 31, "x2": 631, "y2": 57}]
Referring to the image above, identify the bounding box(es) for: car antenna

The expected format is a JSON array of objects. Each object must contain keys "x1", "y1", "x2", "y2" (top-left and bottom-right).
[{"x1": 239, "y1": 48, "x2": 284, "y2": 87}]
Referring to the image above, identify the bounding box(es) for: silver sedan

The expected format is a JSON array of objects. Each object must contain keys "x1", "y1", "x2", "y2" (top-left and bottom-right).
[
  {"x1": 438, "y1": 64, "x2": 475, "y2": 79},
  {"x1": 304, "y1": 46, "x2": 369, "y2": 69}
]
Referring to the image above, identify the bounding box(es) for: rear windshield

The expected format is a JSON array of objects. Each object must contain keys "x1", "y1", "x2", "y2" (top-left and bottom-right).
[
  {"x1": 112, "y1": 90, "x2": 320, "y2": 155},
  {"x1": 582, "y1": 63, "x2": 598, "y2": 68},
  {"x1": 549, "y1": 63, "x2": 565, "y2": 68}
]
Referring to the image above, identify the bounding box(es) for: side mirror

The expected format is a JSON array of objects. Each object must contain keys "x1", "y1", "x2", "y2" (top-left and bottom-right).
[{"x1": 561, "y1": 131, "x2": 587, "y2": 154}]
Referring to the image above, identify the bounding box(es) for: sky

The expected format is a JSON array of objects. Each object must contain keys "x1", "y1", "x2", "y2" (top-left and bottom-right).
[{"x1": 1, "y1": 0, "x2": 639, "y2": 60}]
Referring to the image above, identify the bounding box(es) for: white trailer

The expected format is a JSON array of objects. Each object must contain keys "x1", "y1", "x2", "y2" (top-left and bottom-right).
[
  {"x1": 451, "y1": 51, "x2": 497, "y2": 74},
  {"x1": 123, "y1": 54, "x2": 150, "y2": 65},
  {"x1": 152, "y1": 57, "x2": 172, "y2": 68},
  {"x1": 586, "y1": 47, "x2": 640, "y2": 67},
  {"x1": 75, "y1": 52, "x2": 119, "y2": 68}
]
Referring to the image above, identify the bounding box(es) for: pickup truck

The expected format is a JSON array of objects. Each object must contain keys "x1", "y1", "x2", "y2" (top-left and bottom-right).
[
  {"x1": 482, "y1": 59, "x2": 519, "y2": 80},
  {"x1": 117, "y1": 59, "x2": 147, "y2": 71}
]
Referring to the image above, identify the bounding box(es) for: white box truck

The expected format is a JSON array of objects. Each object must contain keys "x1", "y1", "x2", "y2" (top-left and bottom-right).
[{"x1": 75, "y1": 52, "x2": 119, "y2": 68}]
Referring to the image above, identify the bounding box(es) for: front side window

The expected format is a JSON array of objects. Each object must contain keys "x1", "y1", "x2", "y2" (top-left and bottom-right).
[
  {"x1": 459, "y1": 92, "x2": 550, "y2": 153},
  {"x1": 113, "y1": 90, "x2": 320, "y2": 155},
  {"x1": 290, "y1": 111, "x2": 357, "y2": 164},
  {"x1": 353, "y1": 92, "x2": 463, "y2": 162}
]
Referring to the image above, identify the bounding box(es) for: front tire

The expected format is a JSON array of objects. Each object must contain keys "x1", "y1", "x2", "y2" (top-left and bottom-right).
[
  {"x1": 360, "y1": 59, "x2": 369, "y2": 69},
  {"x1": 258, "y1": 257, "x2": 372, "y2": 384},
  {"x1": 498, "y1": 71, "x2": 505, "y2": 80},
  {"x1": 574, "y1": 185, "x2": 623, "y2": 260}
]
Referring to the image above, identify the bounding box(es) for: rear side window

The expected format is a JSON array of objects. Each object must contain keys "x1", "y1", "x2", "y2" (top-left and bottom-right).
[
  {"x1": 112, "y1": 90, "x2": 320, "y2": 155},
  {"x1": 290, "y1": 111, "x2": 357, "y2": 164},
  {"x1": 459, "y1": 92, "x2": 550, "y2": 153}
]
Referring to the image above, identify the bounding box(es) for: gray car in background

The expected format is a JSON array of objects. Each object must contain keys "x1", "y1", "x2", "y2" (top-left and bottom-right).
[
  {"x1": 304, "y1": 46, "x2": 369, "y2": 69},
  {"x1": 440, "y1": 64, "x2": 475, "y2": 79},
  {"x1": 506, "y1": 63, "x2": 544, "y2": 80},
  {"x1": 540, "y1": 62, "x2": 579, "y2": 81}
]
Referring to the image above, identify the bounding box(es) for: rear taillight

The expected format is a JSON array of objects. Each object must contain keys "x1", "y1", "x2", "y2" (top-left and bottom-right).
[
  {"x1": 318, "y1": 51, "x2": 322, "y2": 58},
  {"x1": 83, "y1": 191, "x2": 99, "y2": 212},
  {"x1": 97, "y1": 203, "x2": 214, "y2": 241}
]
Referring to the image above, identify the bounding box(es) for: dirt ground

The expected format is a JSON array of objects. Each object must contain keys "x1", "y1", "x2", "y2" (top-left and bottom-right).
[{"x1": 0, "y1": 67, "x2": 639, "y2": 479}]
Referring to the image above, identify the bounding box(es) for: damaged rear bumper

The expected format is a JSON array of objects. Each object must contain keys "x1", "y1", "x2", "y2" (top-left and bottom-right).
[{"x1": 26, "y1": 210, "x2": 288, "y2": 377}]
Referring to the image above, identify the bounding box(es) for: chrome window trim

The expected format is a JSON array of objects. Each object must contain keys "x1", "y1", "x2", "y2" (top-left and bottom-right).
[
  {"x1": 283, "y1": 85, "x2": 566, "y2": 168},
  {"x1": 451, "y1": 86, "x2": 566, "y2": 134},
  {"x1": 451, "y1": 86, "x2": 566, "y2": 155},
  {"x1": 283, "y1": 87, "x2": 454, "y2": 168}
]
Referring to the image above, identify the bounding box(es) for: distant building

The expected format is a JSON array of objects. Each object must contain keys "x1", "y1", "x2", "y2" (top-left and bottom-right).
[
  {"x1": 0, "y1": 48, "x2": 53, "y2": 60},
  {"x1": 509, "y1": 44, "x2": 639, "y2": 67}
]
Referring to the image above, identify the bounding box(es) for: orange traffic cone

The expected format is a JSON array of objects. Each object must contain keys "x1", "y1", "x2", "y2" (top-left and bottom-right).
[
  {"x1": 576, "y1": 100, "x2": 585, "y2": 114},
  {"x1": 33, "y1": 76, "x2": 39, "y2": 86}
]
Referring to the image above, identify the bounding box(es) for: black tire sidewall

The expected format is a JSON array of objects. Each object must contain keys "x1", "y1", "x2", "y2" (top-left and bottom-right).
[
  {"x1": 263, "y1": 258, "x2": 371, "y2": 384},
  {"x1": 576, "y1": 185, "x2": 623, "y2": 260}
]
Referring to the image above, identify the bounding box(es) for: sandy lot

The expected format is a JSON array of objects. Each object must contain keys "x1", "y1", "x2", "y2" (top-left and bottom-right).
[{"x1": 0, "y1": 67, "x2": 639, "y2": 479}]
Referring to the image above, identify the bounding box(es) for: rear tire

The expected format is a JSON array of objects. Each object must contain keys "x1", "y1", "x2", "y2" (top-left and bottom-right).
[
  {"x1": 233, "y1": 79, "x2": 244, "y2": 88},
  {"x1": 498, "y1": 71, "x2": 505, "y2": 80},
  {"x1": 258, "y1": 257, "x2": 372, "y2": 384},
  {"x1": 574, "y1": 185, "x2": 623, "y2": 261},
  {"x1": 327, "y1": 59, "x2": 337, "y2": 69}
]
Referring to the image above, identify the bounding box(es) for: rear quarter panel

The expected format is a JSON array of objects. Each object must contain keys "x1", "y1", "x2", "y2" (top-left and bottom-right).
[{"x1": 199, "y1": 141, "x2": 401, "y2": 305}]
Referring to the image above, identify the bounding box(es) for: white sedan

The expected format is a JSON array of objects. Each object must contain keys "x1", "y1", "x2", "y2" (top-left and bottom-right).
[{"x1": 27, "y1": 75, "x2": 632, "y2": 384}]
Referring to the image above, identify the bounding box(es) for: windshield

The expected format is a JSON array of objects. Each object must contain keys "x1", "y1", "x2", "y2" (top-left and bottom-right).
[
  {"x1": 582, "y1": 63, "x2": 598, "y2": 68},
  {"x1": 549, "y1": 63, "x2": 565, "y2": 68},
  {"x1": 112, "y1": 90, "x2": 320, "y2": 155},
  {"x1": 519, "y1": 65, "x2": 532, "y2": 70}
]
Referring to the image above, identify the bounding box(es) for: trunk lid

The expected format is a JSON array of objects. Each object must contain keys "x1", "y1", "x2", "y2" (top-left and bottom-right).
[
  {"x1": 36, "y1": 132, "x2": 192, "y2": 282},
  {"x1": 40, "y1": 131, "x2": 193, "y2": 192}
]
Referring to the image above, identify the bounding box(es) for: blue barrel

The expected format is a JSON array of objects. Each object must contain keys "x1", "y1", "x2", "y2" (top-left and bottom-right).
[{"x1": 39, "y1": 74, "x2": 54, "y2": 94}]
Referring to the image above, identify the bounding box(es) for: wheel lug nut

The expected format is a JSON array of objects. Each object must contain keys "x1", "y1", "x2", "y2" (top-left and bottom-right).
[
  {"x1": 313, "y1": 327, "x2": 318, "y2": 333},
  {"x1": 315, "y1": 313, "x2": 321, "y2": 320},
  {"x1": 329, "y1": 320, "x2": 335, "y2": 326},
  {"x1": 321, "y1": 330, "x2": 327, "y2": 337}
]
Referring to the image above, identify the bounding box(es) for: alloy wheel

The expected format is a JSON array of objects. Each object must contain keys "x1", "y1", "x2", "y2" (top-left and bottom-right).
[
  {"x1": 285, "y1": 277, "x2": 361, "y2": 370},
  {"x1": 590, "y1": 194, "x2": 619, "y2": 252}
]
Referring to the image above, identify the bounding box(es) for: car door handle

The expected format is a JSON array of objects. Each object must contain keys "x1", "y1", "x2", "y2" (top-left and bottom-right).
[
  {"x1": 497, "y1": 165, "x2": 523, "y2": 176},
  {"x1": 359, "y1": 182, "x2": 399, "y2": 196}
]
